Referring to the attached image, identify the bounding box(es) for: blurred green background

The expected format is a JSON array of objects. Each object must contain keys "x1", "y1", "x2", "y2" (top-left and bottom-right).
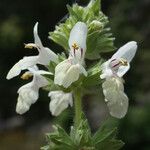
[{"x1": 0, "y1": 0, "x2": 150, "y2": 149}]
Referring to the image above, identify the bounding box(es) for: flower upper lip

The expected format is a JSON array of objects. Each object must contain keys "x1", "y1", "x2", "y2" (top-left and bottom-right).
[{"x1": 100, "y1": 41, "x2": 137, "y2": 79}]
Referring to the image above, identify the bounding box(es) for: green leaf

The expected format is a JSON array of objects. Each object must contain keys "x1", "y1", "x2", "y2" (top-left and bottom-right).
[
  {"x1": 86, "y1": 28, "x2": 116, "y2": 59},
  {"x1": 45, "y1": 125, "x2": 76, "y2": 150},
  {"x1": 70, "y1": 114, "x2": 93, "y2": 148},
  {"x1": 47, "y1": 61, "x2": 57, "y2": 74},
  {"x1": 82, "y1": 60, "x2": 103, "y2": 87},
  {"x1": 87, "y1": 0, "x2": 101, "y2": 15},
  {"x1": 42, "y1": 119, "x2": 124, "y2": 150},
  {"x1": 93, "y1": 120, "x2": 118, "y2": 144},
  {"x1": 41, "y1": 145, "x2": 50, "y2": 150},
  {"x1": 93, "y1": 126, "x2": 117, "y2": 144},
  {"x1": 96, "y1": 139, "x2": 124, "y2": 150},
  {"x1": 92, "y1": 120, "x2": 124, "y2": 150},
  {"x1": 47, "y1": 52, "x2": 66, "y2": 74},
  {"x1": 49, "y1": 0, "x2": 115, "y2": 60}
]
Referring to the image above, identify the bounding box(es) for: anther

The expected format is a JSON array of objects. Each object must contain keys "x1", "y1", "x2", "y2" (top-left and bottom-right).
[
  {"x1": 72, "y1": 43, "x2": 79, "y2": 50},
  {"x1": 24, "y1": 43, "x2": 37, "y2": 49},
  {"x1": 21, "y1": 72, "x2": 33, "y2": 80},
  {"x1": 119, "y1": 58, "x2": 128, "y2": 66}
]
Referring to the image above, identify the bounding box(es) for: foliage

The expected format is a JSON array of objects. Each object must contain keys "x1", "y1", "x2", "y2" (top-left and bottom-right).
[{"x1": 41, "y1": 116, "x2": 124, "y2": 150}]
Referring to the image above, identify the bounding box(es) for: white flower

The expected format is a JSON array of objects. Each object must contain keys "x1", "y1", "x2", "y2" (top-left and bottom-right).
[
  {"x1": 100, "y1": 41, "x2": 137, "y2": 79},
  {"x1": 102, "y1": 77, "x2": 128, "y2": 118},
  {"x1": 16, "y1": 66, "x2": 51, "y2": 114},
  {"x1": 54, "y1": 58, "x2": 87, "y2": 88},
  {"x1": 54, "y1": 22, "x2": 88, "y2": 88},
  {"x1": 6, "y1": 22, "x2": 58, "y2": 80},
  {"x1": 48, "y1": 91, "x2": 73, "y2": 116},
  {"x1": 100, "y1": 41, "x2": 137, "y2": 118}
]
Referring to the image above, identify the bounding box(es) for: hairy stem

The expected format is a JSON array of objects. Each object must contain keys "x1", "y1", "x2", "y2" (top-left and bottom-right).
[{"x1": 74, "y1": 88, "x2": 82, "y2": 127}]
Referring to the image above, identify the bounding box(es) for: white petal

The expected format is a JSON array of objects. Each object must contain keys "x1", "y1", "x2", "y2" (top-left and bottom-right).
[
  {"x1": 34, "y1": 22, "x2": 43, "y2": 48},
  {"x1": 55, "y1": 59, "x2": 87, "y2": 88},
  {"x1": 54, "y1": 60, "x2": 72, "y2": 86},
  {"x1": 48, "y1": 91, "x2": 73, "y2": 116},
  {"x1": 29, "y1": 65, "x2": 39, "y2": 71},
  {"x1": 6, "y1": 56, "x2": 38, "y2": 79},
  {"x1": 32, "y1": 74, "x2": 49, "y2": 88},
  {"x1": 38, "y1": 47, "x2": 58, "y2": 65},
  {"x1": 17, "y1": 83, "x2": 39, "y2": 105},
  {"x1": 69, "y1": 22, "x2": 87, "y2": 51},
  {"x1": 16, "y1": 66, "x2": 49, "y2": 115},
  {"x1": 111, "y1": 41, "x2": 137, "y2": 62},
  {"x1": 16, "y1": 98, "x2": 30, "y2": 114},
  {"x1": 100, "y1": 61, "x2": 113, "y2": 79},
  {"x1": 34, "y1": 22, "x2": 58, "y2": 65},
  {"x1": 106, "y1": 90, "x2": 128, "y2": 119},
  {"x1": 117, "y1": 64, "x2": 130, "y2": 77},
  {"x1": 102, "y1": 77, "x2": 128, "y2": 118},
  {"x1": 62, "y1": 64, "x2": 80, "y2": 88},
  {"x1": 28, "y1": 67, "x2": 52, "y2": 75},
  {"x1": 102, "y1": 77, "x2": 124, "y2": 92},
  {"x1": 34, "y1": 70, "x2": 52, "y2": 75},
  {"x1": 16, "y1": 82, "x2": 39, "y2": 114},
  {"x1": 79, "y1": 65, "x2": 87, "y2": 76}
]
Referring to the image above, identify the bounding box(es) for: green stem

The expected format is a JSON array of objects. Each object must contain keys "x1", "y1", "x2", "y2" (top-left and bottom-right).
[{"x1": 74, "y1": 88, "x2": 82, "y2": 128}]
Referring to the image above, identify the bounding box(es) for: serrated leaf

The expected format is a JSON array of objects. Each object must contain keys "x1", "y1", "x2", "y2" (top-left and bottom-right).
[
  {"x1": 86, "y1": 28, "x2": 115, "y2": 59},
  {"x1": 67, "y1": 5, "x2": 83, "y2": 21},
  {"x1": 87, "y1": 0, "x2": 101, "y2": 15},
  {"x1": 92, "y1": 120, "x2": 124, "y2": 150},
  {"x1": 70, "y1": 114, "x2": 92, "y2": 147},
  {"x1": 93, "y1": 127, "x2": 118, "y2": 145},
  {"x1": 92, "y1": 120, "x2": 118, "y2": 145},
  {"x1": 96, "y1": 139, "x2": 124, "y2": 150},
  {"x1": 46, "y1": 125, "x2": 75, "y2": 149}
]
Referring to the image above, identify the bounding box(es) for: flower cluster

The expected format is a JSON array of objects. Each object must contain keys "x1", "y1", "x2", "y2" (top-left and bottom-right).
[
  {"x1": 7, "y1": 16, "x2": 137, "y2": 119},
  {"x1": 7, "y1": 22, "x2": 78, "y2": 116}
]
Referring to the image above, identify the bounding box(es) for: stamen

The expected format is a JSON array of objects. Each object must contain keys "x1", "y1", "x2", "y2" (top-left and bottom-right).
[
  {"x1": 110, "y1": 59, "x2": 120, "y2": 68},
  {"x1": 72, "y1": 42, "x2": 79, "y2": 57},
  {"x1": 111, "y1": 59, "x2": 116, "y2": 62},
  {"x1": 111, "y1": 58, "x2": 128, "y2": 69},
  {"x1": 112, "y1": 62, "x2": 120, "y2": 68},
  {"x1": 81, "y1": 48, "x2": 83, "y2": 58},
  {"x1": 73, "y1": 49, "x2": 76, "y2": 56},
  {"x1": 24, "y1": 43, "x2": 37, "y2": 49},
  {"x1": 21, "y1": 72, "x2": 33, "y2": 80},
  {"x1": 72, "y1": 43, "x2": 79, "y2": 50},
  {"x1": 119, "y1": 58, "x2": 128, "y2": 66}
]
